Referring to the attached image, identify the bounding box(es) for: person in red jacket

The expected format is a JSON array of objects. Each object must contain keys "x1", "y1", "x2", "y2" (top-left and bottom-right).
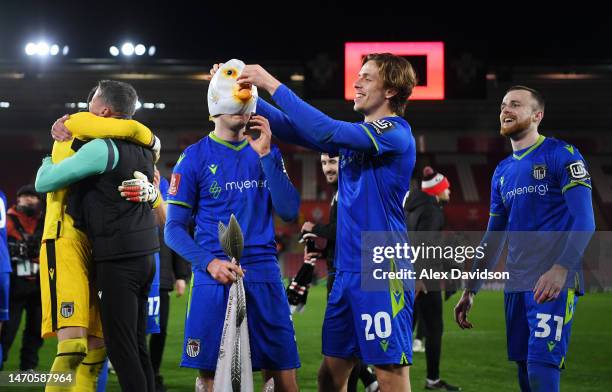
[{"x1": 0, "y1": 185, "x2": 44, "y2": 371}]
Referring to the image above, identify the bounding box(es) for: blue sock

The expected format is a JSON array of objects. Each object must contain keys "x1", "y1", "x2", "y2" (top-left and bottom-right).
[
  {"x1": 517, "y1": 360, "x2": 531, "y2": 392},
  {"x1": 528, "y1": 361, "x2": 560, "y2": 392},
  {"x1": 96, "y1": 359, "x2": 109, "y2": 392},
  {"x1": 0, "y1": 343, "x2": 3, "y2": 367}
]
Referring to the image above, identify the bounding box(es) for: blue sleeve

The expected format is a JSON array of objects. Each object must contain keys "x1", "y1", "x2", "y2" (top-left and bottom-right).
[
  {"x1": 260, "y1": 147, "x2": 300, "y2": 221},
  {"x1": 489, "y1": 166, "x2": 507, "y2": 218},
  {"x1": 257, "y1": 99, "x2": 338, "y2": 154},
  {"x1": 556, "y1": 185, "x2": 595, "y2": 270},
  {"x1": 358, "y1": 119, "x2": 413, "y2": 156},
  {"x1": 272, "y1": 84, "x2": 393, "y2": 155},
  {"x1": 164, "y1": 204, "x2": 216, "y2": 270},
  {"x1": 165, "y1": 149, "x2": 198, "y2": 210},
  {"x1": 467, "y1": 214, "x2": 508, "y2": 293},
  {"x1": 159, "y1": 176, "x2": 170, "y2": 201}
]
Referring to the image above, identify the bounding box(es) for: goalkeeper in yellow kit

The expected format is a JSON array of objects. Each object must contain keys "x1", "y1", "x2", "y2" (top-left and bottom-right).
[{"x1": 35, "y1": 81, "x2": 160, "y2": 391}]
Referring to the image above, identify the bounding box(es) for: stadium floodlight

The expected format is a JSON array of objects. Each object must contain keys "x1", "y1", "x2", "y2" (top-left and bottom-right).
[
  {"x1": 35, "y1": 42, "x2": 50, "y2": 56},
  {"x1": 143, "y1": 102, "x2": 154, "y2": 109},
  {"x1": 121, "y1": 42, "x2": 135, "y2": 56},
  {"x1": 25, "y1": 43, "x2": 37, "y2": 56},
  {"x1": 135, "y1": 44, "x2": 146, "y2": 56},
  {"x1": 135, "y1": 100, "x2": 142, "y2": 110},
  {"x1": 77, "y1": 102, "x2": 88, "y2": 109},
  {"x1": 111, "y1": 42, "x2": 155, "y2": 58},
  {"x1": 25, "y1": 41, "x2": 66, "y2": 57},
  {"x1": 154, "y1": 103, "x2": 165, "y2": 109},
  {"x1": 0, "y1": 102, "x2": 10, "y2": 108}
]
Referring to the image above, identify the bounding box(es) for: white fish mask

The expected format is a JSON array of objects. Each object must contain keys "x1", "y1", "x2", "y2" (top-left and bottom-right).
[{"x1": 208, "y1": 59, "x2": 258, "y2": 116}]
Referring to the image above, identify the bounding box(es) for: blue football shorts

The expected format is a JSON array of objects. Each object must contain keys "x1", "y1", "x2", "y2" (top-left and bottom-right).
[
  {"x1": 505, "y1": 289, "x2": 578, "y2": 368},
  {"x1": 322, "y1": 270, "x2": 414, "y2": 365},
  {"x1": 146, "y1": 253, "x2": 161, "y2": 334},
  {"x1": 181, "y1": 276, "x2": 300, "y2": 371}
]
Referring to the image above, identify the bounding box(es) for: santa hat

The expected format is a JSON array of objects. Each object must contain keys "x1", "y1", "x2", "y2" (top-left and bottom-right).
[{"x1": 421, "y1": 166, "x2": 450, "y2": 196}]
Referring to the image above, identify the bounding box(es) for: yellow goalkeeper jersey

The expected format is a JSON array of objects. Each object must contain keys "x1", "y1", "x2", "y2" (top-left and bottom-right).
[{"x1": 42, "y1": 112, "x2": 155, "y2": 241}]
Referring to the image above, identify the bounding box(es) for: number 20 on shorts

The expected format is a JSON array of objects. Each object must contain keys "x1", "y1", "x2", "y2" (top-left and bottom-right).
[{"x1": 361, "y1": 312, "x2": 392, "y2": 340}]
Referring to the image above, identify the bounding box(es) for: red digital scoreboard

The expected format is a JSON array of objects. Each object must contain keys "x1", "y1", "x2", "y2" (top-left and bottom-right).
[{"x1": 344, "y1": 42, "x2": 445, "y2": 100}]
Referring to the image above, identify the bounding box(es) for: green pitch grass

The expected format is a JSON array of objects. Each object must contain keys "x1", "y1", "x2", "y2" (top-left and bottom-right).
[{"x1": 4, "y1": 286, "x2": 612, "y2": 391}]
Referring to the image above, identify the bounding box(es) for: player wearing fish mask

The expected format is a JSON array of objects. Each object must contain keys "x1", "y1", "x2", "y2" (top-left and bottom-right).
[{"x1": 165, "y1": 59, "x2": 301, "y2": 391}]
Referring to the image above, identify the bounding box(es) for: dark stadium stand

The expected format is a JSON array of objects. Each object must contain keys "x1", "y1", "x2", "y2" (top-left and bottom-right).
[{"x1": 1, "y1": 60, "x2": 610, "y2": 241}]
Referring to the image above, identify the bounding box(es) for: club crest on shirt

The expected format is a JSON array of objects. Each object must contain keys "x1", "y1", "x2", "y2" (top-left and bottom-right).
[
  {"x1": 169, "y1": 173, "x2": 181, "y2": 196},
  {"x1": 368, "y1": 119, "x2": 395, "y2": 135},
  {"x1": 60, "y1": 302, "x2": 74, "y2": 318},
  {"x1": 532, "y1": 164, "x2": 547, "y2": 180},
  {"x1": 186, "y1": 338, "x2": 201, "y2": 358}
]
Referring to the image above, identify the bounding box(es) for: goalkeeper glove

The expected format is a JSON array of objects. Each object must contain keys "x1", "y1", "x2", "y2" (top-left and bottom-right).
[{"x1": 118, "y1": 171, "x2": 160, "y2": 207}]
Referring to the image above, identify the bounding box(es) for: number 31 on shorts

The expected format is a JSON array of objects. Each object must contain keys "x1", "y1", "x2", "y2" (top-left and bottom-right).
[
  {"x1": 535, "y1": 313, "x2": 563, "y2": 341},
  {"x1": 361, "y1": 312, "x2": 392, "y2": 340}
]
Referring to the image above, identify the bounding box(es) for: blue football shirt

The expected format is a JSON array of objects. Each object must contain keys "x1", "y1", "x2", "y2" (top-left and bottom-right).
[
  {"x1": 489, "y1": 136, "x2": 592, "y2": 291},
  {"x1": 166, "y1": 134, "x2": 283, "y2": 283},
  {"x1": 335, "y1": 117, "x2": 416, "y2": 272}
]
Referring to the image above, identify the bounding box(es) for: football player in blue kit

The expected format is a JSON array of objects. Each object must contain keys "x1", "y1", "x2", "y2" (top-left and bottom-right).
[
  {"x1": 164, "y1": 60, "x2": 301, "y2": 391},
  {"x1": 146, "y1": 172, "x2": 169, "y2": 336},
  {"x1": 232, "y1": 53, "x2": 417, "y2": 391},
  {"x1": 454, "y1": 86, "x2": 595, "y2": 392}
]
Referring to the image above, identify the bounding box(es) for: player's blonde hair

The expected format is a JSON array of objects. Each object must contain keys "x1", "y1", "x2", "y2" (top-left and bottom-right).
[{"x1": 362, "y1": 53, "x2": 417, "y2": 116}]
